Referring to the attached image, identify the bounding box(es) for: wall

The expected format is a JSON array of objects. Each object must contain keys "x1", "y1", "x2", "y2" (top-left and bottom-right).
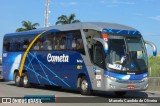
[{"x1": 148, "y1": 77, "x2": 160, "y2": 91}]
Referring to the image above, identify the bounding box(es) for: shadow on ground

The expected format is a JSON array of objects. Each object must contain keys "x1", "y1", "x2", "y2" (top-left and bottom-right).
[{"x1": 6, "y1": 82, "x2": 148, "y2": 98}]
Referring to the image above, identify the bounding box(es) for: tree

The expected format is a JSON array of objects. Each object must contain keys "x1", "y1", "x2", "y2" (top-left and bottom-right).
[
  {"x1": 16, "y1": 21, "x2": 40, "y2": 32},
  {"x1": 55, "y1": 14, "x2": 80, "y2": 25}
]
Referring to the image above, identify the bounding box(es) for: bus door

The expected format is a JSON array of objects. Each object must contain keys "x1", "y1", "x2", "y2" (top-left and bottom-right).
[{"x1": 90, "y1": 38, "x2": 108, "y2": 90}]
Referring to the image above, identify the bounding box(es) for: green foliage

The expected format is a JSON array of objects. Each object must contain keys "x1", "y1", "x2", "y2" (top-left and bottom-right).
[
  {"x1": 148, "y1": 56, "x2": 160, "y2": 77},
  {"x1": 55, "y1": 14, "x2": 80, "y2": 25},
  {"x1": 16, "y1": 21, "x2": 39, "y2": 32}
]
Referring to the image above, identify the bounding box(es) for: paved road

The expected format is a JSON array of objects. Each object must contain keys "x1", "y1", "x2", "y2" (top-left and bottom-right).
[{"x1": 0, "y1": 81, "x2": 160, "y2": 106}]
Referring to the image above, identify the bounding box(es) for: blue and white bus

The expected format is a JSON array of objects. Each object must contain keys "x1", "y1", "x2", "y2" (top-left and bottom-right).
[{"x1": 2, "y1": 22, "x2": 157, "y2": 96}]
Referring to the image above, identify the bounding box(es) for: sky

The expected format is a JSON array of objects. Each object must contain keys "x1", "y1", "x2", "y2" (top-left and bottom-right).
[{"x1": 0, "y1": 0, "x2": 160, "y2": 57}]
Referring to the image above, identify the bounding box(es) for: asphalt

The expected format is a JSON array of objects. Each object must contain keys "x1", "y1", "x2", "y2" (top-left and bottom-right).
[{"x1": 0, "y1": 81, "x2": 160, "y2": 106}]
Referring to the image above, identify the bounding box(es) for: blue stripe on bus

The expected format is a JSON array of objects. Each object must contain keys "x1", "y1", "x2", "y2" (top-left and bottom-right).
[
  {"x1": 102, "y1": 29, "x2": 140, "y2": 35},
  {"x1": 104, "y1": 70, "x2": 148, "y2": 80}
]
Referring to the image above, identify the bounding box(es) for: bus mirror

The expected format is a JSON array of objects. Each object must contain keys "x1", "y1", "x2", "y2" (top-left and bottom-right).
[
  {"x1": 145, "y1": 40, "x2": 157, "y2": 56},
  {"x1": 93, "y1": 37, "x2": 109, "y2": 54}
]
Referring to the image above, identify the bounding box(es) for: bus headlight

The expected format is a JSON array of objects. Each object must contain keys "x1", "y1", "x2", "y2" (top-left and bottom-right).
[
  {"x1": 140, "y1": 77, "x2": 148, "y2": 83},
  {"x1": 107, "y1": 75, "x2": 117, "y2": 81}
]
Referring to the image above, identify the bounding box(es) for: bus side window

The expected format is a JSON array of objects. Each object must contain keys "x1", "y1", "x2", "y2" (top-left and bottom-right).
[
  {"x1": 19, "y1": 38, "x2": 24, "y2": 51},
  {"x1": 33, "y1": 36, "x2": 45, "y2": 51},
  {"x1": 55, "y1": 33, "x2": 61, "y2": 50},
  {"x1": 17, "y1": 40, "x2": 21, "y2": 51},
  {"x1": 71, "y1": 30, "x2": 85, "y2": 55},
  {"x1": 9, "y1": 39, "x2": 14, "y2": 51},
  {"x1": 72, "y1": 38, "x2": 76, "y2": 49},
  {"x1": 3, "y1": 37, "x2": 10, "y2": 51},
  {"x1": 34, "y1": 40, "x2": 40, "y2": 50},
  {"x1": 38, "y1": 37, "x2": 44, "y2": 50},
  {"x1": 54, "y1": 32, "x2": 66, "y2": 51},
  {"x1": 39, "y1": 33, "x2": 53, "y2": 51},
  {"x1": 10, "y1": 37, "x2": 19, "y2": 52},
  {"x1": 30, "y1": 35, "x2": 38, "y2": 51},
  {"x1": 22, "y1": 38, "x2": 29, "y2": 51},
  {"x1": 60, "y1": 35, "x2": 66, "y2": 50}
]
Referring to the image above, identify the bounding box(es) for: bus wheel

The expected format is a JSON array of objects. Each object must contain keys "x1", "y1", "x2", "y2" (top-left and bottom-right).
[
  {"x1": 79, "y1": 76, "x2": 91, "y2": 95},
  {"x1": 22, "y1": 73, "x2": 30, "y2": 88},
  {"x1": 115, "y1": 91, "x2": 126, "y2": 97},
  {"x1": 14, "y1": 72, "x2": 23, "y2": 87}
]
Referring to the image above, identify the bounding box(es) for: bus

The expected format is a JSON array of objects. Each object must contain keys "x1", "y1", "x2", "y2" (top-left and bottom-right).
[
  {"x1": 0, "y1": 58, "x2": 2, "y2": 80},
  {"x1": 2, "y1": 22, "x2": 157, "y2": 96}
]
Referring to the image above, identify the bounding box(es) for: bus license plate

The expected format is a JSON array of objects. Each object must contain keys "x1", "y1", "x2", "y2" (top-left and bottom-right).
[{"x1": 127, "y1": 86, "x2": 135, "y2": 89}]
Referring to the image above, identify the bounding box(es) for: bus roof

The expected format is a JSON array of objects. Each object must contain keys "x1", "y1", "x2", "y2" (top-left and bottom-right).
[{"x1": 4, "y1": 22, "x2": 138, "y2": 36}]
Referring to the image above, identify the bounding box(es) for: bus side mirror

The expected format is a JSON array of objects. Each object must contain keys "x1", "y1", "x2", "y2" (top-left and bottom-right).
[
  {"x1": 145, "y1": 40, "x2": 157, "y2": 56},
  {"x1": 93, "y1": 37, "x2": 109, "y2": 54}
]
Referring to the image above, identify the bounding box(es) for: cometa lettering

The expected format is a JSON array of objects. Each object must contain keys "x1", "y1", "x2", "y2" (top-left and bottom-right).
[{"x1": 47, "y1": 53, "x2": 69, "y2": 62}]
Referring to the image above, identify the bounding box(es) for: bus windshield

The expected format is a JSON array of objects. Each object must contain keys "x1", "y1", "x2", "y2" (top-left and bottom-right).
[
  {"x1": 107, "y1": 35, "x2": 147, "y2": 74},
  {"x1": 126, "y1": 37, "x2": 144, "y2": 51}
]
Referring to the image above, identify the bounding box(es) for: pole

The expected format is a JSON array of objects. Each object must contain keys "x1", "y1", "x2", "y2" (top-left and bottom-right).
[{"x1": 44, "y1": 0, "x2": 50, "y2": 27}]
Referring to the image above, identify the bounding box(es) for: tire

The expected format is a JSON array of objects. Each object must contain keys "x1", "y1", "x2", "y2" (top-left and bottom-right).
[
  {"x1": 115, "y1": 91, "x2": 126, "y2": 97},
  {"x1": 79, "y1": 76, "x2": 91, "y2": 95},
  {"x1": 14, "y1": 72, "x2": 23, "y2": 87},
  {"x1": 22, "y1": 72, "x2": 30, "y2": 88}
]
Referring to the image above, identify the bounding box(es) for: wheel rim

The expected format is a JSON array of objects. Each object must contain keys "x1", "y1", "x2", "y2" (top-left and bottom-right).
[
  {"x1": 23, "y1": 76, "x2": 28, "y2": 85},
  {"x1": 15, "y1": 75, "x2": 20, "y2": 83},
  {"x1": 81, "y1": 80, "x2": 88, "y2": 91}
]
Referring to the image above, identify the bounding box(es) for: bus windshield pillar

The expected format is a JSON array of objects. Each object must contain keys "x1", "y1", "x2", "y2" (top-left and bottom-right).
[{"x1": 93, "y1": 37, "x2": 108, "y2": 54}]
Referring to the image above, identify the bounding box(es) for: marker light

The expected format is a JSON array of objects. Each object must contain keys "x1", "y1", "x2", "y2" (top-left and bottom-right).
[
  {"x1": 102, "y1": 33, "x2": 108, "y2": 42},
  {"x1": 107, "y1": 75, "x2": 117, "y2": 81},
  {"x1": 139, "y1": 77, "x2": 148, "y2": 83}
]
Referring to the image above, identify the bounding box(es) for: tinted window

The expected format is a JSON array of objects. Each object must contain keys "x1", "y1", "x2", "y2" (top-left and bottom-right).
[
  {"x1": 54, "y1": 32, "x2": 67, "y2": 51},
  {"x1": 3, "y1": 37, "x2": 10, "y2": 51},
  {"x1": 3, "y1": 30, "x2": 85, "y2": 55},
  {"x1": 32, "y1": 33, "x2": 54, "y2": 51},
  {"x1": 93, "y1": 42, "x2": 105, "y2": 68},
  {"x1": 70, "y1": 30, "x2": 85, "y2": 55},
  {"x1": 3, "y1": 34, "x2": 35, "y2": 52}
]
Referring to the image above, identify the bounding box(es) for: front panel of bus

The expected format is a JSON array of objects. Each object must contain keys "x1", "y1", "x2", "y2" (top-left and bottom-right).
[
  {"x1": 105, "y1": 33, "x2": 148, "y2": 91},
  {"x1": 84, "y1": 29, "x2": 149, "y2": 91}
]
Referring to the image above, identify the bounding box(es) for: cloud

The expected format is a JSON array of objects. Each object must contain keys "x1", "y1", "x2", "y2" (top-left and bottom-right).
[
  {"x1": 106, "y1": 5, "x2": 118, "y2": 7},
  {"x1": 111, "y1": 0, "x2": 136, "y2": 5},
  {"x1": 99, "y1": 0, "x2": 136, "y2": 5},
  {"x1": 149, "y1": 16, "x2": 160, "y2": 21},
  {"x1": 68, "y1": 2, "x2": 77, "y2": 6},
  {"x1": 143, "y1": 0, "x2": 154, "y2": 2},
  {"x1": 99, "y1": 0, "x2": 105, "y2": 4},
  {"x1": 59, "y1": 2, "x2": 78, "y2": 6}
]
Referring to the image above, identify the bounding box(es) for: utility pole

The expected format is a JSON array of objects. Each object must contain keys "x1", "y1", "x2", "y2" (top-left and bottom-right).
[{"x1": 44, "y1": 0, "x2": 50, "y2": 27}]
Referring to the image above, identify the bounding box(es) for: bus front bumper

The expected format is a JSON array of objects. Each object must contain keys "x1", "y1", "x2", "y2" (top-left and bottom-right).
[{"x1": 104, "y1": 75, "x2": 148, "y2": 91}]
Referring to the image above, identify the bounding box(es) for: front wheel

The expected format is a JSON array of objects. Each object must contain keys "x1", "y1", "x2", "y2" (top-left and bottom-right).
[
  {"x1": 14, "y1": 72, "x2": 23, "y2": 87},
  {"x1": 79, "y1": 76, "x2": 91, "y2": 95}
]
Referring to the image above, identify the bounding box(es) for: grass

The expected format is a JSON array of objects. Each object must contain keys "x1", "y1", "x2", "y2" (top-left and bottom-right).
[{"x1": 148, "y1": 56, "x2": 160, "y2": 77}]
